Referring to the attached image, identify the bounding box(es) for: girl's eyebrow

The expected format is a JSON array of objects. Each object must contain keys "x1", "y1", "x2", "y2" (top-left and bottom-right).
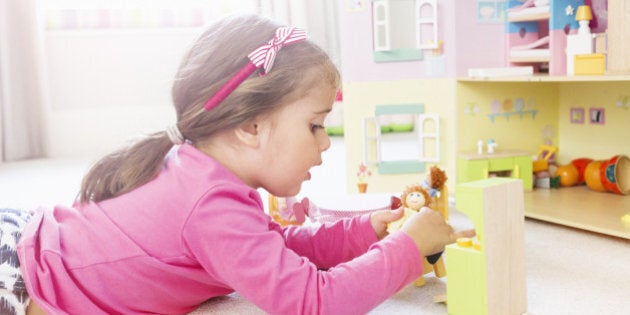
[{"x1": 314, "y1": 108, "x2": 333, "y2": 114}]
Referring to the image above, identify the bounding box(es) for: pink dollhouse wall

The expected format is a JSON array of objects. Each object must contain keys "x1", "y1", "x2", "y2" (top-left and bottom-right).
[
  {"x1": 338, "y1": 0, "x2": 506, "y2": 81},
  {"x1": 452, "y1": 2, "x2": 506, "y2": 75},
  {"x1": 338, "y1": 0, "x2": 453, "y2": 81}
]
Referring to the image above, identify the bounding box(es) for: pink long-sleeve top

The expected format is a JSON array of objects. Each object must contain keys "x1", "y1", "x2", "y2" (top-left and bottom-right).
[{"x1": 17, "y1": 144, "x2": 423, "y2": 314}]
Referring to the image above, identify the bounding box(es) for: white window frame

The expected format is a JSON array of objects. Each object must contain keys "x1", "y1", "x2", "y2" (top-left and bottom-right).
[
  {"x1": 363, "y1": 109, "x2": 441, "y2": 173},
  {"x1": 372, "y1": 0, "x2": 391, "y2": 51},
  {"x1": 417, "y1": 113, "x2": 440, "y2": 162},
  {"x1": 416, "y1": 0, "x2": 438, "y2": 49}
]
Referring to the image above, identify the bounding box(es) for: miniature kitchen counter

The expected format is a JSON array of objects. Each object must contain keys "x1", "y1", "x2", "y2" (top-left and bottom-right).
[{"x1": 457, "y1": 150, "x2": 533, "y2": 190}]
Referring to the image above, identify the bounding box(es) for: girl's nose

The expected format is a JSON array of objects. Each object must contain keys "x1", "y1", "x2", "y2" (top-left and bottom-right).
[{"x1": 319, "y1": 133, "x2": 331, "y2": 152}]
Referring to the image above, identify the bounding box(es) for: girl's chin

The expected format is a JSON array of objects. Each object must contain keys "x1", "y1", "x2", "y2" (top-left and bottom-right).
[{"x1": 279, "y1": 184, "x2": 304, "y2": 198}]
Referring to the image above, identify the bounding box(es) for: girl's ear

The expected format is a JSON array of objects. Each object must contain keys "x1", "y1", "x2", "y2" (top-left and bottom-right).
[{"x1": 234, "y1": 120, "x2": 262, "y2": 148}]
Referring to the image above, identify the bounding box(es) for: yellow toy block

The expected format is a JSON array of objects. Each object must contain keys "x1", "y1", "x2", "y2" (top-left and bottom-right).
[
  {"x1": 574, "y1": 53, "x2": 606, "y2": 75},
  {"x1": 445, "y1": 178, "x2": 527, "y2": 315}
]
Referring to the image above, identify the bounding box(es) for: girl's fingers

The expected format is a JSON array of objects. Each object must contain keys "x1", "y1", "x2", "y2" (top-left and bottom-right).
[
  {"x1": 374, "y1": 207, "x2": 404, "y2": 223},
  {"x1": 452, "y1": 228, "x2": 476, "y2": 241}
]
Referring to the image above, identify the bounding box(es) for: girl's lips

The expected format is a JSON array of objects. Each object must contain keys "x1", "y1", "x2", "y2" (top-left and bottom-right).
[{"x1": 306, "y1": 172, "x2": 312, "y2": 181}]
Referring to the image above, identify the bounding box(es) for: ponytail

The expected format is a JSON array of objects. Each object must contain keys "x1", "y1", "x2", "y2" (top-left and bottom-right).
[{"x1": 78, "y1": 132, "x2": 173, "y2": 203}]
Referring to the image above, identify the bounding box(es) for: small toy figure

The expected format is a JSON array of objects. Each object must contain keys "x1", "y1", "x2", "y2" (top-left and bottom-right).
[
  {"x1": 387, "y1": 185, "x2": 430, "y2": 233},
  {"x1": 422, "y1": 165, "x2": 449, "y2": 221},
  {"x1": 487, "y1": 138, "x2": 498, "y2": 153},
  {"x1": 422, "y1": 165, "x2": 448, "y2": 198},
  {"x1": 388, "y1": 182, "x2": 448, "y2": 287}
]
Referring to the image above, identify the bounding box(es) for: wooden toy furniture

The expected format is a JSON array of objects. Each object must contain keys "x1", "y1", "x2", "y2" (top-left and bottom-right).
[
  {"x1": 457, "y1": 150, "x2": 533, "y2": 190},
  {"x1": 445, "y1": 178, "x2": 527, "y2": 315},
  {"x1": 574, "y1": 53, "x2": 606, "y2": 75},
  {"x1": 607, "y1": 1, "x2": 630, "y2": 74},
  {"x1": 506, "y1": 0, "x2": 584, "y2": 75}
]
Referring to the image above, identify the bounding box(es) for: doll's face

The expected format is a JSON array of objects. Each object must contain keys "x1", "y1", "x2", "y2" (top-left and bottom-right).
[{"x1": 406, "y1": 192, "x2": 426, "y2": 211}]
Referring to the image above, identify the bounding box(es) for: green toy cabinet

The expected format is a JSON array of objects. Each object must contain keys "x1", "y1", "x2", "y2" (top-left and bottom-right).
[
  {"x1": 445, "y1": 178, "x2": 527, "y2": 315},
  {"x1": 457, "y1": 150, "x2": 533, "y2": 190}
]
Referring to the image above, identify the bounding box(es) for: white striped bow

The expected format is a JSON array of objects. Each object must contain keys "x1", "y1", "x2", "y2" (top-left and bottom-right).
[{"x1": 248, "y1": 27, "x2": 308, "y2": 75}]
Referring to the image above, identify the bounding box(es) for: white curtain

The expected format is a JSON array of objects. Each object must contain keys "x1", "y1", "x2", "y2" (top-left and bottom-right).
[
  {"x1": 0, "y1": 0, "x2": 338, "y2": 163},
  {"x1": 256, "y1": 0, "x2": 341, "y2": 65},
  {"x1": 0, "y1": 0, "x2": 46, "y2": 162}
]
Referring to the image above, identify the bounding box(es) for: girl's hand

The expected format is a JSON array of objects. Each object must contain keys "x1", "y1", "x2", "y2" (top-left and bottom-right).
[
  {"x1": 401, "y1": 207, "x2": 476, "y2": 257},
  {"x1": 370, "y1": 207, "x2": 405, "y2": 240}
]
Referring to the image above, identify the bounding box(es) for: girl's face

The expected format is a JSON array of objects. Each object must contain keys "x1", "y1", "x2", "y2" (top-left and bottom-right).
[
  {"x1": 406, "y1": 192, "x2": 426, "y2": 211},
  {"x1": 255, "y1": 84, "x2": 335, "y2": 197}
]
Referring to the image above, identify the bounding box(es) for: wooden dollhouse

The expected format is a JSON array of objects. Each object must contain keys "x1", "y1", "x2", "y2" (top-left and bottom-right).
[{"x1": 339, "y1": 0, "x2": 630, "y2": 239}]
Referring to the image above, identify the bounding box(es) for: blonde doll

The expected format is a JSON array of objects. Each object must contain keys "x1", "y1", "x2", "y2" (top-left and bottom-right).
[{"x1": 388, "y1": 185, "x2": 431, "y2": 233}]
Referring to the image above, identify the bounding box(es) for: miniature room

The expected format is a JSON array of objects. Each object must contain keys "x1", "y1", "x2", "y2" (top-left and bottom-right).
[{"x1": 1, "y1": 0, "x2": 629, "y2": 314}]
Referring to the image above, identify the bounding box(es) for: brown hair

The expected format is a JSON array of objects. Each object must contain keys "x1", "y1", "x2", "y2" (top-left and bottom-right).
[
  {"x1": 427, "y1": 165, "x2": 448, "y2": 189},
  {"x1": 401, "y1": 185, "x2": 431, "y2": 210},
  {"x1": 79, "y1": 14, "x2": 340, "y2": 203}
]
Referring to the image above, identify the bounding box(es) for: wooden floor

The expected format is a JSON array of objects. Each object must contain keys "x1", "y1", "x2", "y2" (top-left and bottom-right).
[{"x1": 524, "y1": 185, "x2": 630, "y2": 239}]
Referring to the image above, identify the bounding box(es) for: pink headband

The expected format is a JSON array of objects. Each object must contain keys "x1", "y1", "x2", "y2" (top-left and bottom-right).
[{"x1": 203, "y1": 27, "x2": 308, "y2": 111}]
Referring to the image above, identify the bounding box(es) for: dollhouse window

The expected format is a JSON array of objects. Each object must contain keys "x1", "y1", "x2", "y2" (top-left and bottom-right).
[
  {"x1": 371, "y1": 0, "x2": 438, "y2": 61},
  {"x1": 373, "y1": 1, "x2": 391, "y2": 51},
  {"x1": 417, "y1": 114, "x2": 440, "y2": 162},
  {"x1": 416, "y1": 0, "x2": 438, "y2": 49},
  {"x1": 363, "y1": 104, "x2": 440, "y2": 174}
]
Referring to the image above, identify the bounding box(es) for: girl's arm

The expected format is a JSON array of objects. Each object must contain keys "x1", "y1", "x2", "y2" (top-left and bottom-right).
[
  {"x1": 184, "y1": 188, "x2": 424, "y2": 315},
  {"x1": 278, "y1": 214, "x2": 378, "y2": 269},
  {"x1": 274, "y1": 196, "x2": 404, "y2": 269}
]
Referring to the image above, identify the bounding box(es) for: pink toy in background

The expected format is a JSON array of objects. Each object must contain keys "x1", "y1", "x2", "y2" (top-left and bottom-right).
[
  {"x1": 268, "y1": 195, "x2": 311, "y2": 226},
  {"x1": 268, "y1": 194, "x2": 401, "y2": 226}
]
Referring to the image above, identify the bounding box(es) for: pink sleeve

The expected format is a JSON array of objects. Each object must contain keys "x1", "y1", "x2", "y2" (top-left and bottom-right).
[
  {"x1": 184, "y1": 189, "x2": 424, "y2": 314},
  {"x1": 277, "y1": 214, "x2": 378, "y2": 269}
]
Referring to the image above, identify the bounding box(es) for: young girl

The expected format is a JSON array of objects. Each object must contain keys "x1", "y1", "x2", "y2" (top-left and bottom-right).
[{"x1": 7, "y1": 14, "x2": 473, "y2": 315}]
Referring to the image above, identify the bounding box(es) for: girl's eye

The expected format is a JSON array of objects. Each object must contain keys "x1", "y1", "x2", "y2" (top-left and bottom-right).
[{"x1": 311, "y1": 123, "x2": 324, "y2": 133}]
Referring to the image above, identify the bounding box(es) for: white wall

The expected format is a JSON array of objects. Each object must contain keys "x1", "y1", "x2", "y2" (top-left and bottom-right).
[{"x1": 43, "y1": 28, "x2": 200, "y2": 159}]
